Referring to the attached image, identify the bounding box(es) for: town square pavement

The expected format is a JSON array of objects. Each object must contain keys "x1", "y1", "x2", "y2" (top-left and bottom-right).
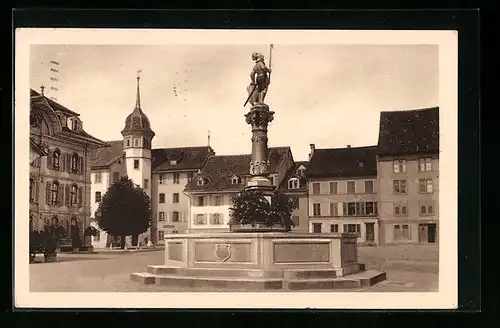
[{"x1": 29, "y1": 246, "x2": 439, "y2": 293}]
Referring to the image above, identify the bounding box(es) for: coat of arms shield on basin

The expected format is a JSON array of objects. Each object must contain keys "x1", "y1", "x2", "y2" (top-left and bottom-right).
[{"x1": 214, "y1": 243, "x2": 231, "y2": 262}]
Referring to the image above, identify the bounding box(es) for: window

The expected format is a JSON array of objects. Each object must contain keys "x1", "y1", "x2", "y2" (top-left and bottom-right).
[
  {"x1": 329, "y1": 181, "x2": 338, "y2": 194},
  {"x1": 365, "y1": 180, "x2": 374, "y2": 193},
  {"x1": 170, "y1": 160, "x2": 177, "y2": 166},
  {"x1": 347, "y1": 202, "x2": 356, "y2": 216},
  {"x1": 343, "y1": 224, "x2": 361, "y2": 237},
  {"x1": 71, "y1": 119, "x2": 79, "y2": 130},
  {"x1": 271, "y1": 175, "x2": 278, "y2": 186},
  {"x1": 71, "y1": 153, "x2": 79, "y2": 173},
  {"x1": 291, "y1": 215, "x2": 299, "y2": 226},
  {"x1": 93, "y1": 232, "x2": 100, "y2": 242},
  {"x1": 51, "y1": 182, "x2": 59, "y2": 205},
  {"x1": 187, "y1": 173, "x2": 194, "y2": 182},
  {"x1": 29, "y1": 179, "x2": 35, "y2": 202},
  {"x1": 196, "y1": 196, "x2": 205, "y2": 206},
  {"x1": 393, "y1": 160, "x2": 406, "y2": 173},
  {"x1": 113, "y1": 172, "x2": 120, "y2": 183},
  {"x1": 159, "y1": 212, "x2": 165, "y2": 222},
  {"x1": 393, "y1": 180, "x2": 407, "y2": 194},
  {"x1": 212, "y1": 213, "x2": 222, "y2": 225},
  {"x1": 159, "y1": 174, "x2": 164, "y2": 184},
  {"x1": 133, "y1": 159, "x2": 140, "y2": 170},
  {"x1": 126, "y1": 139, "x2": 130, "y2": 147},
  {"x1": 312, "y1": 223, "x2": 322, "y2": 233},
  {"x1": 172, "y1": 211, "x2": 180, "y2": 222},
  {"x1": 95, "y1": 192, "x2": 101, "y2": 203},
  {"x1": 294, "y1": 198, "x2": 300, "y2": 210},
  {"x1": 134, "y1": 139, "x2": 139, "y2": 147},
  {"x1": 330, "y1": 224, "x2": 339, "y2": 233},
  {"x1": 342, "y1": 201, "x2": 376, "y2": 216},
  {"x1": 288, "y1": 178, "x2": 299, "y2": 189},
  {"x1": 393, "y1": 224, "x2": 410, "y2": 240},
  {"x1": 402, "y1": 224, "x2": 410, "y2": 239},
  {"x1": 231, "y1": 176, "x2": 240, "y2": 185},
  {"x1": 158, "y1": 230, "x2": 165, "y2": 241},
  {"x1": 52, "y1": 149, "x2": 61, "y2": 170},
  {"x1": 297, "y1": 168, "x2": 305, "y2": 176},
  {"x1": 173, "y1": 173, "x2": 180, "y2": 184},
  {"x1": 419, "y1": 157, "x2": 433, "y2": 172},
  {"x1": 144, "y1": 179, "x2": 149, "y2": 189},
  {"x1": 420, "y1": 203, "x2": 435, "y2": 216},
  {"x1": 94, "y1": 172, "x2": 102, "y2": 183},
  {"x1": 172, "y1": 193, "x2": 179, "y2": 203},
  {"x1": 419, "y1": 179, "x2": 433, "y2": 193},
  {"x1": 70, "y1": 185, "x2": 78, "y2": 205},
  {"x1": 329, "y1": 202, "x2": 338, "y2": 216},
  {"x1": 393, "y1": 225, "x2": 401, "y2": 239},
  {"x1": 313, "y1": 203, "x2": 321, "y2": 216},
  {"x1": 214, "y1": 195, "x2": 222, "y2": 206},
  {"x1": 365, "y1": 201, "x2": 378, "y2": 216},
  {"x1": 197, "y1": 178, "x2": 205, "y2": 186},
  {"x1": 159, "y1": 193, "x2": 165, "y2": 203},
  {"x1": 394, "y1": 203, "x2": 408, "y2": 216},
  {"x1": 347, "y1": 181, "x2": 356, "y2": 194},
  {"x1": 312, "y1": 182, "x2": 320, "y2": 195},
  {"x1": 196, "y1": 214, "x2": 205, "y2": 225}
]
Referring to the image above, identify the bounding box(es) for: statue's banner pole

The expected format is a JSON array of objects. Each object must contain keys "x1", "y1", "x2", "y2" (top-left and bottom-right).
[{"x1": 268, "y1": 44, "x2": 273, "y2": 85}]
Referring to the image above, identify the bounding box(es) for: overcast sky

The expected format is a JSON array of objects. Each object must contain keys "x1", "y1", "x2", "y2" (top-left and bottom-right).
[{"x1": 30, "y1": 44, "x2": 438, "y2": 161}]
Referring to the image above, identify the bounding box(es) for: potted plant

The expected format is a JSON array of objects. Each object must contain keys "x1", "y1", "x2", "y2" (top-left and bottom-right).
[{"x1": 229, "y1": 190, "x2": 297, "y2": 232}]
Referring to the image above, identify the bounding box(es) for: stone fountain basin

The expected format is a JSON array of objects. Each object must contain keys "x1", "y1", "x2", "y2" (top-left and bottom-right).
[{"x1": 131, "y1": 232, "x2": 386, "y2": 290}]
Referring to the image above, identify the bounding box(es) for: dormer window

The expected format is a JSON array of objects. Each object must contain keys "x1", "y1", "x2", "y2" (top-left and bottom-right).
[
  {"x1": 231, "y1": 175, "x2": 241, "y2": 185},
  {"x1": 197, "y1": 177, "x2": 206, "y2": 186},
  {"x1": 170, "y1": 160, "x2": 177, "y2": 166},
  {"x1": 288, "y1": 178, "x2": 300, "y2": 189}
]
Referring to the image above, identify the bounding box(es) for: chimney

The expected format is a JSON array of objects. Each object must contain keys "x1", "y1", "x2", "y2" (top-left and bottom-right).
[
  {"x1": 347, "y1": 145, "x2": 351, "y2": 148},
  {"x1": 309, "y1": 144, "x2": 316, "y2": 160}
]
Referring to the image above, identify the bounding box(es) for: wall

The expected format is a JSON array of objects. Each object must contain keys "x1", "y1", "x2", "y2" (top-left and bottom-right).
[
  {"x1": 188, "y1": 193, "x2": 235, "y2": 232},
  {"x1": 377, "y1": 154, "x2": 439, "y2": 245}
]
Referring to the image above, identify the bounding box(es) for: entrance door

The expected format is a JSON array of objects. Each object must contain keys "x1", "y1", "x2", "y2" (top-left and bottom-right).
[
  {"x1": 365, "y1": 223, "x2": 375, "y2": 242},
  {"x1": 419, "y1": 224, "x2": 428, "y2": 243},
  {"x1": 427, "y1": 224, "x2": 437, "y2": 243}
]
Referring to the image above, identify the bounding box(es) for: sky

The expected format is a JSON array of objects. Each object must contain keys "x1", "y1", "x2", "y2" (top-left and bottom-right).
[{"x1": 30, "y1": 44, "x2": 438, "y2": 161}]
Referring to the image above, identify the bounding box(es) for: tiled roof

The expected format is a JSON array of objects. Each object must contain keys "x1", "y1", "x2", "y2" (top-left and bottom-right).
[
  {"x1": 30, "y1": 89, "x2": 80, "y2": 116},
  {"x1": 152, "y1": 146, "x2": 214, "y2": 172},
  {"x1": 278, "y1": 161, "x2": 309, "y2": 192},
  {"x1": 89, "y1": 140, "x2": 124, "y2": 169},
  {"x1": 307, "y1": 146, "x2": 378, "y2": 178},
  {"x1": 184, "y1": 147, "x2": 290, "y2": 193},
  {"x1": 377, "y1": 107, "x2": 439, "y2": 156}
]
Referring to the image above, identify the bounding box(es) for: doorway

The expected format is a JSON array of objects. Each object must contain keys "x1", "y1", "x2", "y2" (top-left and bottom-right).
[
  {"x1": 419, "y1": 224, "x2": 437, "y2": 243},
  {"x1": 427, "y1": 223, "x2": 437, "y2": 243},
  {"x1": 365, "y1": 223, "x2": 375, "y2": 243}
]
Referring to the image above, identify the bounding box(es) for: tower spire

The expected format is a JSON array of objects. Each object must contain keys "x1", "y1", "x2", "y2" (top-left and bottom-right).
[{"x1": 135, "y1": 69, "x2": 142, "y2": 109}]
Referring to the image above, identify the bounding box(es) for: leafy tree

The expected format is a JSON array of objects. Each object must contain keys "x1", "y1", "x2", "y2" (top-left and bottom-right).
[
  {"x1": 229, "y1": 190, "x2": 297, "y2": 231},
  {"x1": 97, "y1": 176, "x2": 151, "y2": 249}
]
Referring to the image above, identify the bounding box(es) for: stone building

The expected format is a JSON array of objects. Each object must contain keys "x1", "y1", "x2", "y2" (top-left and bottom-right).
[
  {"x1": 307, "y1": 144, "x2": 379, "y2": 245},
  {"x1": 277, "y1": 161, "x2": 309, "y2": 232},
  {"x1": 88, "y1": 76, "x2": 213, "y2": 247},
  {"x1": 376, "y1": 107, "x2": 439, "y2": 245},
  {"x1": 183, "y1": 147, "x2": 295, "y2": 233},
  {"x1": 29, "y1": 87, "x2": 108, "y2": 241}
]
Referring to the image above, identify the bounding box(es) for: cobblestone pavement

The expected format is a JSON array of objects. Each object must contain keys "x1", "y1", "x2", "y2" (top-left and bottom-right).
[{"x1": 30, "y1": 248, "x2": 438, "y2": 293}]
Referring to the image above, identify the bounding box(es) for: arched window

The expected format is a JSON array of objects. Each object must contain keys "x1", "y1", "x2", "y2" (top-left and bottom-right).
[
  {"x1": 71, "y1": 153, "x2": 79, "y2": 173},
  {"x1": 231, "y1": 176, "x2": 240, "y2": 185},
  {"x1": 51, "y1": 216, "x2": 59, "y2": 226},
  {"x1": 29, "y1": 179, "x2": 34, "y2": 202},
  {"x1": 70, "y1": 185, "x2": 78, "y2": 205},
  {"x1": 51, "y1": 181, "x2": 59, "y2": 205},
  {"x1": 52, "y1": 149, "x2": 61, "y2": 170}
]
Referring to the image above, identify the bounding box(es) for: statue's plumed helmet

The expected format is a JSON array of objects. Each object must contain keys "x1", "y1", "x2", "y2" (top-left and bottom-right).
[{"x1": 252, "y1": 52, "x2": 264, "y2": 61}]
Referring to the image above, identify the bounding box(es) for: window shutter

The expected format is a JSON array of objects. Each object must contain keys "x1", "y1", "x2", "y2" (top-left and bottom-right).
[
  {"x1": 79, "y1": 157, "x2": 84, "y2": 175},
  {"x1": 60, "y1": 153, "x2": 66, "y2": 172},
  {"x1": 78, "y1": 186, "x2": 83, "y2": 207},
  {"x1": 209, "y1": 214, "x2": 214, "y2": 224},
  {"x1": 57, "y1": 184, "x2": 63, "y2": 206},
  {"x1": 65, "y1": 184, "x2": 70, "y2": 207},
  {"x1": 167, "y1": 212, "x2": 171, "y2": 223},
  {"x1": 65, "y1": 153, "x2": 71, "y2": 173},
  {"x1": 203, "y1": 214, "x2": 207, "y2": 224},
  {"x1": 46, "y1": 181, "x2": 51, "y2": 204},
  {"x1": 46, "y1": 150, "x2": 52, "y2": 169},
  {"x1": 219, "y1": 213, "x2": 224, "y2": 224}
]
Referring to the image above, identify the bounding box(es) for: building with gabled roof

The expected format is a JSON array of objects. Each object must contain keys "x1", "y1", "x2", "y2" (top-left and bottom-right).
[
  {"x1": 183, "y1": 147, "x2": 294, "y2": 233},
  {"x1": 307, "y1": 144, "x2": 379, "y2": 244},
  {"x1": 277, "y1": 161, "x2": 309, "y2": 232},
  {"x1": 376, "y1": 106, "x2": 439, "y2": 245},
  {"x1": 29, "y1": 87, "x2": 108, "y2": 246}
]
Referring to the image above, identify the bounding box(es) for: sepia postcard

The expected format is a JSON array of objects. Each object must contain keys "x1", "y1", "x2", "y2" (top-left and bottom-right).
[{"x1": 15, "y1": 28, "x2": 458, "y2": 309}]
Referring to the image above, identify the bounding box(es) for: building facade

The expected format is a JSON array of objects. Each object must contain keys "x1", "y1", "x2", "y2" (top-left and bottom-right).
[
  {"x1": 307, "y1": 144, "x2": 379, "y2": 245},
  {"x1": 88, "y1": 76, "x2": 213, "y2": 247},
  {"x1": 277, "y1": 161, "x2": 309, "y2": 232},
  {"x1": 377, "y1": 107, "x2": 439, "y2": 245},
  {"x1": 29, "y1": 88, "x2": 108, "y2": 242},
  {"x1": 184, "y1": 147, "x2": 295, "y2": 233}
]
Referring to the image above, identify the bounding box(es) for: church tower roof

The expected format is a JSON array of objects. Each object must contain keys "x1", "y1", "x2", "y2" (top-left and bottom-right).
[{"x1": 121, "y1": 72, "x2": 155, "y2": 137}]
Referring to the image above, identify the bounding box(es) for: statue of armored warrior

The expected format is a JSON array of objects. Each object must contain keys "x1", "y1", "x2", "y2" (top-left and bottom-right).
[{"x1": 247, "y1": 52, "x2": 272, "y2": 106}]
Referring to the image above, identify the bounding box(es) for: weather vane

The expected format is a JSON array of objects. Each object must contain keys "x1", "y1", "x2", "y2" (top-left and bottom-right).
[{"x1": 137, "y1": 68, "x2": 142, "y2": 79}]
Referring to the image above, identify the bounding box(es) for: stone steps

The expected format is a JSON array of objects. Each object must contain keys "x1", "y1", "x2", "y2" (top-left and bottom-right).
[{"x1": 130, "y1": 269, "x2": 386, "y2": 291}]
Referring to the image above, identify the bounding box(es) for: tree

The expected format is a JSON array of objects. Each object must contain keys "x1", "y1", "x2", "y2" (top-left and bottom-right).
[
  {"x1": 229, "y1": 190, "x2": 297, "y2": 231},
  {"x1": 96, "y1": 176, "x2": 151, "y2": 249}
]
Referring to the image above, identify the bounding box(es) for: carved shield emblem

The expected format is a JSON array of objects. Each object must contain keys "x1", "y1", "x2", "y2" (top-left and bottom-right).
[{"x1": 214, "y1": 243, "x2": 231, "y2": 262}]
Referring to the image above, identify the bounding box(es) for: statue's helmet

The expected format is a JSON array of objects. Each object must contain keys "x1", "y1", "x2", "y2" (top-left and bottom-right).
[{"x1": 252, "y1": 52, "x2": 264, "y2": 62}]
